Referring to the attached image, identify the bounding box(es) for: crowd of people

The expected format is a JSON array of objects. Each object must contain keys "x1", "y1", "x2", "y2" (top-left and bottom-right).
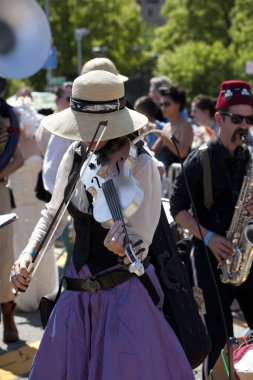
[{"x1": 0, "y1": 57, "x2": 253, "y2": 379}]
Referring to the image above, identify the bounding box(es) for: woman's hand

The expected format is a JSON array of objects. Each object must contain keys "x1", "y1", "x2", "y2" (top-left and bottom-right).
[
  {"x1": 104, "y1": 221, "x2": 125, "y2": 256},
  {"x1": 10, "y1": 252, "x2": 33, "y2": 293},
  {"x1": 104, "y1": 221, "x2": 145, "y2": 264}
]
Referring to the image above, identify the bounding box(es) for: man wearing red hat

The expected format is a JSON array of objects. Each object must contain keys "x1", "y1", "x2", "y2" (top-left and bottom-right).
[{"x1": 170, "y1": 80, "x2": 253, "y2": 378}]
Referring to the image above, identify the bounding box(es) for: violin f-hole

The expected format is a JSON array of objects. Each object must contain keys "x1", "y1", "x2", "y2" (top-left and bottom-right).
[
  {"x1": 91, "y1": 176, "x2": 102, "y2": 188},
  {"x1": 115, "y1": 157, "x2": 124, "y2": 174}
]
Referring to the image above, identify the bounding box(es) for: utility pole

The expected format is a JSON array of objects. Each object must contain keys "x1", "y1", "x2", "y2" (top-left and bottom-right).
[
  {"x1": 74, "y1": 28, "x2": 90, "y2": 75},
  {"x1": 44, "y1": 0, "x2": 52, "y2": 89}
]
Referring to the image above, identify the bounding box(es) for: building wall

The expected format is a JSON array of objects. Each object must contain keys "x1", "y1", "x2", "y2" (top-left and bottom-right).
[{"x1": 136, "y1": 0, "x2": 165, "y2": 25}]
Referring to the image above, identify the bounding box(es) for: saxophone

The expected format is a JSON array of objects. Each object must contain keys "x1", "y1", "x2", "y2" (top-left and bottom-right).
[{"x1": 220, "y1": 137, "x2": 253, "y2": 286}]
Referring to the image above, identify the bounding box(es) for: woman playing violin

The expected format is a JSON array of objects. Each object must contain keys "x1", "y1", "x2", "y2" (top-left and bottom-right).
[{"x1": 10, "y1": 71, "x2": 194, "y2": 380}]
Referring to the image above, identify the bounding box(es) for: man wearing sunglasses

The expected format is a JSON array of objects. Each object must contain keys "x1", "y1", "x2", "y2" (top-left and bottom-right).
[{"x1": 170, "y1": 80, "x2": 253, "y2": 379}]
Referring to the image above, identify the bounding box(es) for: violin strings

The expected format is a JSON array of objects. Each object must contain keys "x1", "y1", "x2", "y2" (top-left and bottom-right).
[
  {"x1": 103, "y1": 180, "x2": 132, "y2": 249},
  {"x1": 102, "y1": 182, "x2": 118, "y2": 227},
  {"x1": 103, "y1": 180, "x2": 121, "y2": 221},
  {"x1": 102, "y1": 180, "x2": 140, "y2": 264}
]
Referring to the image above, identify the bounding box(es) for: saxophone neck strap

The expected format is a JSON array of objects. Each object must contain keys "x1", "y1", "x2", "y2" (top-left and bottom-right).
[{"x1": 199, "y1": 143, "x2": 213, "y2": 209}]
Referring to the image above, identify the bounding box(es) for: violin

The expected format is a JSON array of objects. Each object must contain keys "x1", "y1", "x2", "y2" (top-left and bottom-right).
[{"x1": 81, "y1": 136, "x2": 145, "y2": 276}]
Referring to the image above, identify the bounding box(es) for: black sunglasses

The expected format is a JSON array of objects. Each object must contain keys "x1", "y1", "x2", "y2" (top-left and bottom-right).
[
  {"x1": 220, "y1": 112, "x2": 253, "y2": 125},
  {"x1": 160, "y1": 101, "x2": 171, "y2": 108}
]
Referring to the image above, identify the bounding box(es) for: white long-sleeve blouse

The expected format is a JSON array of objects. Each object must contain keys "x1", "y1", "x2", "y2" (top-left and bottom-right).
[{"x1": 30, "y1": 141, "x2": 161, "y2": 259}]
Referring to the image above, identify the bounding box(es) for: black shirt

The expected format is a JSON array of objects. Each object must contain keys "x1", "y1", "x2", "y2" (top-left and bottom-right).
[{"x1": 170, "y1": 138, "x2": 250, "y2": 237}]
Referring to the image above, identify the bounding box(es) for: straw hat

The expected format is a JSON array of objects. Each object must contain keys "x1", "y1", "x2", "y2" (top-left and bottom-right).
[
  {"x1": 81, "y1": 57, "x2": 128, "y2": 82},
  {"x1": 41, "y1": 70, "x2": 147, "y2": 142}
]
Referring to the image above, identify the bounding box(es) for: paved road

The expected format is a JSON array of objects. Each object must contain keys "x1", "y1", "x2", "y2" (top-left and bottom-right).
[{"x1": 0, "y1": 310, "x2": 43, "y2": 380}]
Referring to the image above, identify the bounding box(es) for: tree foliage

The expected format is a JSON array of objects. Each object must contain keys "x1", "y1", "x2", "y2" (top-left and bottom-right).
[
  {"x1": 152, "y1": 0, "x2": 253, "y2": 99},
  {"x1": 153, "y1": 0, "x2": 234, "y2": 53},
  {"x1": 8, "y1": 0, "x2": 149, "y2": 93},
  {"x1": 155, "y1": 41, "x2": 241, "y2": 99},
  {"x1": 6, "y1": 0, "x2": 253, "y2": 100},
  {"x1": 229, "y1": 0, "x2": 253, "y2": 65}
]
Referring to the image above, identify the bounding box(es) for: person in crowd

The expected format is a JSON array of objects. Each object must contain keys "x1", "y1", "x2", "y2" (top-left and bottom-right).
[
  {"x1": 190, "y1": 94, "x2": 216, "y2": 149},
  {"x1": 42, "y1": 82, "x2": 73, "y2": 194},
  {"x1": 43, "y1": 57, "x2": 129, "y2": 196},
  {"x1": 170, "y1": 80, "x2": 253, "y2": 378},
  {"x1": 81, "y1": 57, "x2": 129, "y2": 82},
  {"x1": 9, "y1": 87, "x2": 58, "y2": 312},
  {"x1": 43, "y1": 58, "x2": 130, "y2": 274},
  {"x1": 10, "y1": 71, "x2": 194, "y2": 380},
  {"x1": 39, "y1": 82, "x2": 74, "y2": 273},
  {"x1": 148, "y1": 76, "x2": 172, "y2": 122},
  {"x1": 0, "y1": 78, "x2": 24, "y2": 343},
  {"x1": 152, "y1": 85, "x2": 193, "y2": 173},
  {"x1": 134, "y1": 95, "x2": 166, "y2": 180},
  {"x1": 134, "y1": 96, "x2": 165, "y2": 150},
  {"x1": 15, "y1": 87, "x2": 33, "y2": 100},
  {"x1": 191, "y1": 94, "x2": 218, "y2": 137}
]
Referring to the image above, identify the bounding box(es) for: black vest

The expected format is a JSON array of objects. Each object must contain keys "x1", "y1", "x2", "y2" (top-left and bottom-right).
[
  {"x1": 65, "y1": 143, "x2": 148, "y2": 275},
  {"x1": 64, "y1": 144, "x2": 119, "y2": 274}
]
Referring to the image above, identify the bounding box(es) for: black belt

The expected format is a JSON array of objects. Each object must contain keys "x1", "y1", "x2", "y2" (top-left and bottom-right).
[
  {"x1": 65, "y1": 260, "x2": 160, "y2": 307},
  {"x1": 66, "y1": 269, "x2": 133, "y2": 293}
]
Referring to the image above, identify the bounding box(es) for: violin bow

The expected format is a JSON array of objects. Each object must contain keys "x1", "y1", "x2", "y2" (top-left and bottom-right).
[
  {"x1": 14, "y1": 120, "x2": 108, "y2": 294},
  {"x1": 132, "y1": 129, "x2": 165, "y2": 145}
]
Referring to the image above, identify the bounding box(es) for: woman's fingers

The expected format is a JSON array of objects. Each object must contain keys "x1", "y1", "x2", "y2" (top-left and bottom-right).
[
  {"x1": 104, "y1": 222, "x2": 145, "y2": 263},
  {"x1": 10, "y1": 254, "x2": 33, "y2": 293},
  {"x1": 104, "y1": 221, "x2": 125, "y2": 254}
]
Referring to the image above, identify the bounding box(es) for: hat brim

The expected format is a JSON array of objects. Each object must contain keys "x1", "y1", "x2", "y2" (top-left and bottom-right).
[
  {"x1": 41, "y1": 107, "x2": 147, "y2": 142},
  {"x1": 118, "y1": 73, "x2": 128, "y2": 82}
]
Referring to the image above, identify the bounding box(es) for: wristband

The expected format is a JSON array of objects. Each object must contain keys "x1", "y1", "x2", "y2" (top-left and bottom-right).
[
  {"x1": 21, "y1": 247, "x2": 36, "y2": 258},
  {"x1": 204, "y1": 231, "x2": 214, "y2": 247}
]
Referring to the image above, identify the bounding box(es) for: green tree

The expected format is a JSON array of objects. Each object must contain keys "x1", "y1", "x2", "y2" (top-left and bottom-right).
[
  {"x1": 9, "y1": 0, "x2": 149, "y2": 92},
  {"x1": 153, "y1": 0, "x2": 235, "y2": 53},
  {"x1": 69, "y1": 0, "x2": 148, "y2": 76},
  {"x1": 230, "y1": 0, "x2": 253, "y2": 51},
  {"x1": 154, "y1": 41, "x2": 242, "y2": 100},
  {"x1": 229, "y1": 0, "x2": 253, "y2": 76},
  {"x1": 151, "y1": 0, "x2": 253, "y2": 98}
]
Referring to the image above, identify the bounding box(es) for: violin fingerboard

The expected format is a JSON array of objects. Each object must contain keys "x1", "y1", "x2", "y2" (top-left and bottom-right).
[{"x1": 102, "y1": 180, "x2": 130, "y2": 245}]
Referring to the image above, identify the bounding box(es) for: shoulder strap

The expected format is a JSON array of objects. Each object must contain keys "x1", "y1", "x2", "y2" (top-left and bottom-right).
[
  {"x1": 64, "y1": 142, "x2": 84, "y2": 200},
  {"x1": 199, "y1": 143, "x2": 213, "y2": 209}
]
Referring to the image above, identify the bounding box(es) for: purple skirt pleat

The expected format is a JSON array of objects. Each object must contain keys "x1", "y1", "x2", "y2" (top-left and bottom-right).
[{"x1": 29, "y1": 263, "x2": 194, "y2": 380}]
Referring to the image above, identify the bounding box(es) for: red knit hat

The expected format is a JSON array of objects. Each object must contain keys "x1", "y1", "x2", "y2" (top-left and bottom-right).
[{"x1": 216, "y1": 80, "x2": 253, "y2": 110}]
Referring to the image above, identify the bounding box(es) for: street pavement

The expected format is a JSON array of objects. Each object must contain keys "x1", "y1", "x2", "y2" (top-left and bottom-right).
[{"x1": 0, "y1": 249, "x2": 249, "y2": 380}]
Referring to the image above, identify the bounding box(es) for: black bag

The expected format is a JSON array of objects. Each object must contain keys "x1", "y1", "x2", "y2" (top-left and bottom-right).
[
  {"x1": 176, "y1": 236, "x2": 194, "y2": 286},
  {"x1": 149, "y1": 204, "x2": 211, "y2": 369},
  {"x1": 34, "y1": 170, "x2": 52, "y2": 203},
  {"x1": 38, "y1": 276, "x2": 65, "y2": 329}
]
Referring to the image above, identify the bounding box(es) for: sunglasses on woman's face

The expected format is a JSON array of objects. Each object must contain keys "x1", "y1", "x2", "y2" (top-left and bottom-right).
[
  {"x1": 220, "y1": 112, "x2": 253, "y2": 125},
  {"x1": 160, "y1": 101, "x2": 171, "y2": 108}
]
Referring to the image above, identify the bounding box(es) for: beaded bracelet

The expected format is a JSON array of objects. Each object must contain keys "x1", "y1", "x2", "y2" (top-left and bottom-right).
[
  {"x1": 204, "y1": 231, "x2": 214, "y2": 247},
  {"x1": 21, "y1": 247, "x2": 36, "y2": 258}
]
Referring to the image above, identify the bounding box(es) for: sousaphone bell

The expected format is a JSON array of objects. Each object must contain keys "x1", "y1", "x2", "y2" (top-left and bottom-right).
[{"x1": 0, "y1": 0, "x2": 51, "y2": 79}]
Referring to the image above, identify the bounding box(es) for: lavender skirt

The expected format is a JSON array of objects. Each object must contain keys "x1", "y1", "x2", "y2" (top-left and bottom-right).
[{"x1": 29, "y1": 263, "x2": 194, "y2": 380}]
